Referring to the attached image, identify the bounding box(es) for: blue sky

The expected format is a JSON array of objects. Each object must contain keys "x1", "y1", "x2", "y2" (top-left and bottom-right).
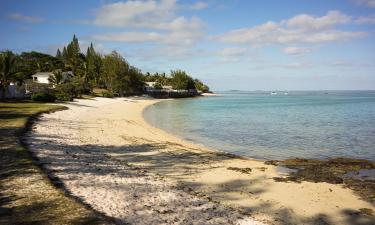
[{"x1": 1, "y1": 0, "x2": 375, "y2": 90}]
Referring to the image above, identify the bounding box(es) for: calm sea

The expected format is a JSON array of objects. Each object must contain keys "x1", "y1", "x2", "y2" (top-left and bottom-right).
[{"x1": 144, "y1": 91, "x2": 375, "y2": 160}]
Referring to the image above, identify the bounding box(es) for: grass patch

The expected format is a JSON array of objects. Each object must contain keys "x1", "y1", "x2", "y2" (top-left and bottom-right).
[
  {"x1": 267, "y1": 158, "x2": 375, "y2": 204},
  {"x1": 0, "y1": 101, "x2": 113, "y2": 224}
]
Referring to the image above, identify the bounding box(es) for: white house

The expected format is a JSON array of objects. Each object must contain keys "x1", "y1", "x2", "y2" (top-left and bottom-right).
[
  {"x1": 162, "y1": 85, "x2": 173, "y2": 90},
  {"x1": 144, "y1": 82, "x2": 156, "y2": 92},
  {"x1": 144, "y1": 82, "x2": 174, "y2": 92},
  {"x1": 145, "y1": 82, "x2": 156, "y2": 87},
  {"x1": 32, "y1": 72, "x2": 54, "y2": 84}
]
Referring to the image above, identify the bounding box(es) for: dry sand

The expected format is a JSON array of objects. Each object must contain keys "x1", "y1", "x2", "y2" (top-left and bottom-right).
[{"x1": 27, "y1": 97, "x2": 374, "y2": 225}]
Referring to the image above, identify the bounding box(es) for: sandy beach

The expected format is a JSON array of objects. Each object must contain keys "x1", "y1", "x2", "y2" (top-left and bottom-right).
[{"x1": 26, "y1": 97, "x2": 374, "y2": 225}]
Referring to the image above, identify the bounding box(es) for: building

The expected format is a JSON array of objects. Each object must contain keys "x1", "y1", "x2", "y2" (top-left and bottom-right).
[
  {"x1": 0, "y1": 82, "x2": 25, "y2": 99},
  {"x1": 144, "y1": 82, "x2": 156, "y2": 92},
  {"x1": 144, "y1": 82, "x2": 175, "y2": 93},
  {"x1": 162, "y1": 85, "x2": 173, "y2": 90},
  {"x1": 32, "y1": 72, "x2": 55, "y2": 84}
]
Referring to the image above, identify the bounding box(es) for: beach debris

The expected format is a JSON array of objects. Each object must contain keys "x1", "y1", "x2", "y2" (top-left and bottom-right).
[
  {"x1": 343, "y1": 169, "x2": 375, "y2": 181},
  {"x1": 264, "y1": 160, "x2": 279, "y2": 166},
  {"x1": 359, "y1": 208, "x2": 374, "y2": 216},
  {"x1": 227, "y1": 167, "x2": 252, "y2": 174},
  {"x1": 276, "y1": 166, "x2": 298, "y2": 176},
  {"x1": 270, "y1": 157, "x2": 375, "y2": 203},
  {"x1": 256, "y1": 167, "x2": 267, "y2": 171}
]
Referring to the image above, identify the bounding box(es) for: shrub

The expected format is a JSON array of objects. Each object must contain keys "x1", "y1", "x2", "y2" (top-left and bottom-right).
[
  {"x1": 25, "y1": 80, "x2": 52, "y2": 93},
  {"x1": 55, "y1": 92, "x2": 73, "y2": 101},
  {"x1": 102, "y1": 91, "x2": 114, "y2": 98},
  {"x1": 31, "y1": 92, "x2": 56, "y2": 102},
  {"x1": 153, "y1": 82, "x2": 163, "y2": 89}
]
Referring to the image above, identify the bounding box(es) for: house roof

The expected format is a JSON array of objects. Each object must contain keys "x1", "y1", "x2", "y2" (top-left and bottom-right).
[
  {"x1": 32, "y1": 72, "x2": 54, "y2": 77},
  {"x1": 145, "y1": 82, "x2": 156, "y2": 86}
]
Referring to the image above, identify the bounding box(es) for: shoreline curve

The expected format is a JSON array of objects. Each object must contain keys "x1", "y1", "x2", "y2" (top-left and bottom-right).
[{"x1": 27, "y1": 97, "x2": 374, "y2": 225}]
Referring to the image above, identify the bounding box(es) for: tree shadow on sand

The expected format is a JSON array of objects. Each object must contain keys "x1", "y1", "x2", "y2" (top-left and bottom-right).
[{"x1": 23, "y1": 132, "x2": 375, "y2": 225}]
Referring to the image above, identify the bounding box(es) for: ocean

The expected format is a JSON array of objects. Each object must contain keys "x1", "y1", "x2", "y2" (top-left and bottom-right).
[{"x1": 144, "y1": 91, "x2": 375, "y2": 160}]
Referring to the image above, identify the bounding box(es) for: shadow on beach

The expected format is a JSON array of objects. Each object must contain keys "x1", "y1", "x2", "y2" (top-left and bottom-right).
[{"x1": 23, "y1": 130, "x2": 375, "y2": 225}]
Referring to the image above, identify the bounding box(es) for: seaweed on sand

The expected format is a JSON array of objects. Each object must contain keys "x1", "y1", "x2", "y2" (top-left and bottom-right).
[
  {"x1": 267, "y1": 158, "x2": 375, "y2": 204},
  {"x1": 227, "y1": 167, "x2": 252, "y2": 174}
]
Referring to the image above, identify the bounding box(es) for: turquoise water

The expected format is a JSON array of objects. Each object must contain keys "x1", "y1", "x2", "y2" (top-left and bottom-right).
[{"x1": 144, "y1": 91, "x2": 375, "y2": 160}]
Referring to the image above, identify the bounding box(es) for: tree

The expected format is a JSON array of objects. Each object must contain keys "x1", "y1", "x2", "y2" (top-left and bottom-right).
[
  {"x1": 0, "y1": 51, "x2": 19, "y2": 98},
  {"x1": 127, "y1": 66, "x2": 144, "y2": 93},
  {"x1": 100, "y1": 51, "x2": 144, "y2": 96},
  {"x1": 65, "y1": 34, "x2": 81, "y2": 74},
  {"x1": 86, "y1": 43, "x2": 102, "y2": 87},
  {"x1": 170, "y1": 70, "x2": 195, "y2": 90},
  {"x1": 153, "y1": 82, "x2": 163, "y2": 89},
  {"x1": 49, "y1": 70, "x2": 64, "y2": 86},
  {"x1": 62, "y1": 47, "x2": 68, "y2": 63},
  {"x1": 18, "y1": 51, "x2": 63, "y2": 77},
  {"x1": 56, "y1": 48, "x2": 62, "y2": 58},
  {"x1": 101, "y1": 51, "x2": 129, "y2": 95},
  {"x1": 194, "y1": 78, "x2": 210, "y2": 93}
]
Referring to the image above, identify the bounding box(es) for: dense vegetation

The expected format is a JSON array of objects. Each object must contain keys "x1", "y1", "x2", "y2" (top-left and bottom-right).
[{"x1": 0, "y1": 35, "x2": 210, "y2": 100}]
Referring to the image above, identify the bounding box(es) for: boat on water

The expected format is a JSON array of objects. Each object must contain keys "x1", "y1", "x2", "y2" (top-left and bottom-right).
[{"x1": 270, "y1": 92, "x2": 278, "y2": 95}]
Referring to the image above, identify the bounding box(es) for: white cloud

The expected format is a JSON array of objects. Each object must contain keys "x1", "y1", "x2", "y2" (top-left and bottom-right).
[
  {"x1": 190, "y1": 1, "x2": 208, "y2": 10},
  {"x1": 215, "y1": 11, "x2": 366, "y2": 46},
  {"x1": 215, "y1": 47, "x2": 248, "y2": 63},
  {"x1": 129, "y1": 46, "x2": 207, "y2": 61},
  {"x1": 357, "y1": 0, "x2": 375, "y2": 8},
  {"x1": 355, "y1": 14, "x2": 375, "y2": 24},
  {"x1": 94, "y1": 0, "x2": 176, "y2": 29},
  {"x1": 8, "y1": 13, "x2": 44, "y2": 23},
  {"x1": 94, "y1": 32, "x2": 162, "y2": 43},
  {"x1": 283, "y1": 11, "x2": 351, "y2": 30},
  {"x1": 92, "y1": 1, "x2": 205, "y2": 46},
  {"x1": 219, "y1": 47, "x2": 247, "y2": 57},
  {"x1": 93, "y1": 16, "x2": 204, "y2": 45},
  {"x1": 282, "y1": 47, "x2": 313, "y2": 55},
  {"x1": 281, "y1": 62, "x2": 313, "y2": 69}
]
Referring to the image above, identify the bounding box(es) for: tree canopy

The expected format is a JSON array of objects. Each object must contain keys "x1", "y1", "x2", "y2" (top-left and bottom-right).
[{"x1": 0, "y1": 34, "x2": 210, "y2": 99}]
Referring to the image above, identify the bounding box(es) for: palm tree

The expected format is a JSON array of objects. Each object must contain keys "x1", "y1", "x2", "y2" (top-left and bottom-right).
[
  {"x1": 0, "y1": 51, "x2": 18, "y2": 98},
  {"x1": 48, "y1": 70, "x2": 64, "y2": 86}
]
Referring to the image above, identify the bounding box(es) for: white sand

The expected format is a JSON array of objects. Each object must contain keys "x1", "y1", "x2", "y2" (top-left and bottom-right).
[
  {"x1": 27, "y1": 97, "x2": 374, "y2": 225},
  {"x1": 27, "y1": 97, "x2": 264, "y2": 225}
]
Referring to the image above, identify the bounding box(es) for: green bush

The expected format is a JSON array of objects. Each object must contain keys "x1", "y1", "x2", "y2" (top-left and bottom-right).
[
  {"x1": 153, "y1": 82, "x2": 163, "y2": 89},
  {"x1": 55, "y1": 92, "x2": 73, "y2": 101},
  {"x1": 31, "y1": 92, "x2": 56, "y2": 102},
  {"x1": 102, "y1": 91, "x2": 114, "y2": 98}
]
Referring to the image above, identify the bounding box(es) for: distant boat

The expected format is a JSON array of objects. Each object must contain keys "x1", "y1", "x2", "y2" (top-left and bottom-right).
[
  {"x1": 284, "y1": 92, "x2": 289, "y2": 95},
  {"x1": 270, "y1": 92, "x2": 278, "y2": 95}
]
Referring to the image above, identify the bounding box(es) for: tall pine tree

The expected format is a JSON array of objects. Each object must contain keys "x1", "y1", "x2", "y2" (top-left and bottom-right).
[
  {"x1": 56, "y1": 48, "x2": 62, "y2": 58},
  {"x1": 66, "y1": 34, "x2": 81, "y2": 74},
  {"x1": 62, "y1": 46, "x2": 68, "y2": 65},
  {"x1": 86, "y1": 42, "x2": 102, "y2": 87}
]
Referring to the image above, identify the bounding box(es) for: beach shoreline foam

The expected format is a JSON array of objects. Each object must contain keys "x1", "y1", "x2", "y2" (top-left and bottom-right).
[{"x1": 27, "y1": 97, "x2": 374, "y2": 225}]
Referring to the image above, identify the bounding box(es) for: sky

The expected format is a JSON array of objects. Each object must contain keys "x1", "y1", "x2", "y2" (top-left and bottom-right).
[{"x1": 1, "y1": 0, "x2": 375, "y2": 91}]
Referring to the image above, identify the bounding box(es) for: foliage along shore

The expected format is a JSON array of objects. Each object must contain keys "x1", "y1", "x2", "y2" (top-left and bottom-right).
[{"x1": 0, "y1": 34, "x2": 211, "y2": 101}]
